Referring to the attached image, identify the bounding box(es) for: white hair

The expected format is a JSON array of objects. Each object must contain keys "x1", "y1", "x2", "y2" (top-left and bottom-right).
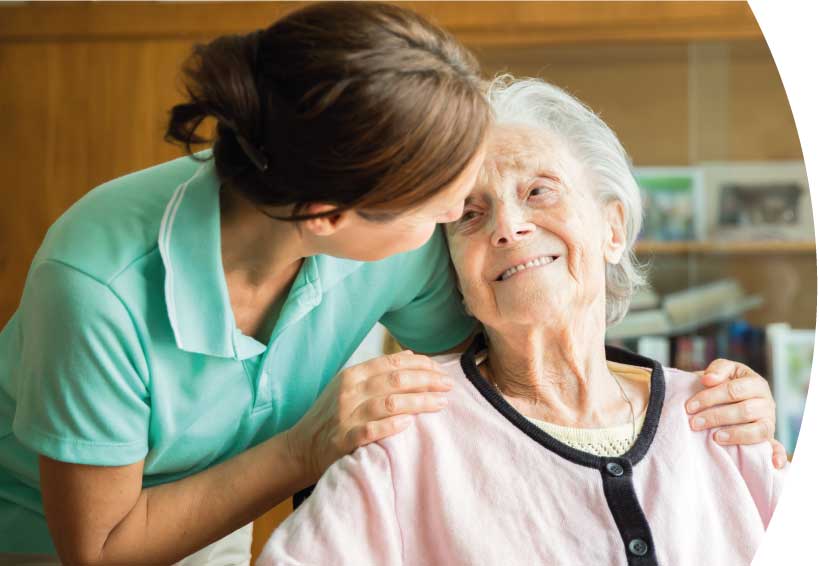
[{"x1": 486, "y1": 75, "x2": 646, "y2": 326}]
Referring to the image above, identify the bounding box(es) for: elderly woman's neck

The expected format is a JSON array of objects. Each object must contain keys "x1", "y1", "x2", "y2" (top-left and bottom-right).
[{"x1": 482, "y1": 318, "x2": 633, "y2": 427}]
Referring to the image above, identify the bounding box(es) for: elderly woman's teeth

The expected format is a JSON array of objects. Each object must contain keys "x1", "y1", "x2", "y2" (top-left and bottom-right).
[{"x1": 500, "y1": 256, "x2": 554, "y2": 281}]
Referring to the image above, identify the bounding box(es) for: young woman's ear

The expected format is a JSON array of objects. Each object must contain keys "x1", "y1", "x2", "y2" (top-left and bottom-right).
[
  {"x1": 603, "y1": 200, "x2": 627, "y2": 265},
  {"x1": 301, "y1": 204, "x2": 352, "y2": 236}
]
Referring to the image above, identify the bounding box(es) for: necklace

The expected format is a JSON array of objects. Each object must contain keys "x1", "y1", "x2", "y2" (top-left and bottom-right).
[
  {"x1": 478, "y1": 351, "x2": 638, "y2": 446},
  {"x1": 609, "y1": 370, "x2": 637, "y2": 446}
]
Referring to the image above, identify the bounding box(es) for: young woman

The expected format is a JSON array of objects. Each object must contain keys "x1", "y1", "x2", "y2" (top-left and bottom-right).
[{"x1": 0, "y1": 3, "x2": 781, "y2": 564}]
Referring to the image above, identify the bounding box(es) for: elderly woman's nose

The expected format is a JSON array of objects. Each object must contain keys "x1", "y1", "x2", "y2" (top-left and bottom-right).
[{"x1": 491, "y1": 209, "x2": 535, "y2": 247}]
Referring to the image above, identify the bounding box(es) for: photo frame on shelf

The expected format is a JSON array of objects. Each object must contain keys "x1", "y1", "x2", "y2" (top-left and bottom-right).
[
  {"x1": 701, "y1": 161, "x2": 813, "y2": 242},
  {"x1": 633, "y1": 167, "x2": 705, "y2": 242},
  {"x1": 766, "y1": 323, "x2": 814, "y2": 455}
]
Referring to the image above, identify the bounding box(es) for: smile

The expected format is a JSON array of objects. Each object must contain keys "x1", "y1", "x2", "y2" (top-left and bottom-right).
[{"x1": 497, "y1": 255, "x2": 559, "y2": 281}]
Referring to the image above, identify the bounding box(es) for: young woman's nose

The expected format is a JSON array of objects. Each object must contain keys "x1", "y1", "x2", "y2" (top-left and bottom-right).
[{"x1": 491, "y1": 206, "x2": 535, "y2": 247}]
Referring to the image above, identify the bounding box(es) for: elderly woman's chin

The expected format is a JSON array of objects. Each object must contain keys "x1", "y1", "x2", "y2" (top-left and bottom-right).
[{"x1": 480, "y1": 272, "x2": 575, "y2": 328}]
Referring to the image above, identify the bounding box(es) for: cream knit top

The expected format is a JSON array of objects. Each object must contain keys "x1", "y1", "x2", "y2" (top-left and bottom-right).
[{"x1": 477, "y1": 356, "x2": 651, "y2": 457}]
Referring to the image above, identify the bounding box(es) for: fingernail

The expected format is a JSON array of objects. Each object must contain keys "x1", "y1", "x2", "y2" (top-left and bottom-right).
[
  {"x1": 716, "y1": 431, "x2": 730, "y2": 442},
  {"x1": 692, "y1": 417, "x2": 706, "y2": 429},
  {"x1": 441, "y1": 377, "x2": 454, "y2": 388},
  {"x1": 687, "y1": 400, "x2": 700, "y2": 413},
  {"x1": 774, "y1": 454, "x2": 785, "y2": 469},
  {"x1": 436, "y1": 396, "x2": 449, "y2": 408}
]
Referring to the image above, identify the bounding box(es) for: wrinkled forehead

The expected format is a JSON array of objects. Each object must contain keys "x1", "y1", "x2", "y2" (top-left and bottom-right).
[
  {"x1": 444, "y1": 125, "x2": 561, "y2": 241},
  {"x1": 476, "y1": 125, "x2": 567, "y2": 192}
]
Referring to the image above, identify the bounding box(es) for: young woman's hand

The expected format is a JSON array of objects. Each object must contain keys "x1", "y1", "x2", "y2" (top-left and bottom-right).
[
  {"x1": 285, "y1": 350, "x2": 453, "y2": 482},
  {"x1": 685, "y1": 358, "x2": 787, "y2": 469}
]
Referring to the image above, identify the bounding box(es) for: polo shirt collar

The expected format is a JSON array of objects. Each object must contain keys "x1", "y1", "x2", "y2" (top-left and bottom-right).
[
  {"x1": 158, "y1": 159, "x2": 365, "y2": 360},
  {"x1": 159, "y1": 160, "x2": 246, "y2": 359}
]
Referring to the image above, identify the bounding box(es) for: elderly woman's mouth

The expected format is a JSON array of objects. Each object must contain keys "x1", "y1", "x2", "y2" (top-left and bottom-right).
[{"x1": 496, "y1": 255, "x2": 560, "y2": 281}]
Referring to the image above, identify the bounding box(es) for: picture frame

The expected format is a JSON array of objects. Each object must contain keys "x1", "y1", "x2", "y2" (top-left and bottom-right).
[
  {"x1": 766, "y1": 323, "x2": 815, "y2": 455},
  {"x1": 701, "y1": 161, "x2": 813, "y2": 241},
  {"x1": 633, "y1": 166, "x2": 705, "y2": 242}
]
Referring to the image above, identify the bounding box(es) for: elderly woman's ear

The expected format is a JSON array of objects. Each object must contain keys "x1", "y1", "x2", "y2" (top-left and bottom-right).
[{"x1": 602, "y1": 200, "x2": 627, "y2": 265}]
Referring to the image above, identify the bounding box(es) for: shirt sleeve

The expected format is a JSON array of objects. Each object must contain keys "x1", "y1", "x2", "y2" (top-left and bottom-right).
[
  {"x1": 258, "y1": 443, "x2": 403, "y2": 566},
  {"x1": 723, "y1": 441, "x2": 787, "y2": 528},
  {"x1": 379, "y1": 227, "x2": 477, "y2": 354},
  {"x1": 12, "y1": 260, "x2": 150, "y2": 465}
]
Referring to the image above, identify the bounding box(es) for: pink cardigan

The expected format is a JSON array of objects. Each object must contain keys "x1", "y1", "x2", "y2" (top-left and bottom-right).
[{"x1": 260, "y1": 340, "x2": 785, "y2": 566}]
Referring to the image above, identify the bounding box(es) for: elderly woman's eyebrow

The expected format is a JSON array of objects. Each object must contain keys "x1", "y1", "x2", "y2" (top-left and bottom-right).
[
  {"x1": 532, "y1": 171, "x2": 562, "y2": 183},
  {"x1": 545, "y1": 169, "x2": 562, "y2": 180},
  {"x1": 463, "y1": 194, "x2": 483, "y2": 208},
  {"x1": 515, "y1": 171, "x2": 563, "y2": 194}
]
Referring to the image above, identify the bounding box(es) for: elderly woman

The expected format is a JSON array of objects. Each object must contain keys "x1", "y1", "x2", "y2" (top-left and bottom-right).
[{"x1": 258, "y1": 79, "x2": 786, "y2": 566}]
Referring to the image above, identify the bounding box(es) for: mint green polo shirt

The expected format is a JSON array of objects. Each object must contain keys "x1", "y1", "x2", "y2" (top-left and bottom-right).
[{"x1": 0, "y1": 153, "x2": 475, "y2": 553}]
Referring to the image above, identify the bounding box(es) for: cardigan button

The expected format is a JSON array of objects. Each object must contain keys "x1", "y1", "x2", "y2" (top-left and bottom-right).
[
  {"x1": 606, "y1": 462, "x2": 624, "y2": 477},
  {"x1": 628, "y1": 538, "x2": 649, "y2": 557}
]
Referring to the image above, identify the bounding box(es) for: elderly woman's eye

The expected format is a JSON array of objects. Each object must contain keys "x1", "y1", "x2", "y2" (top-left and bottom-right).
[
  {"x1": 529, "y1": 186, "x2": 553, "y2": 197},
  {"x1": 461, "y1": 210, "x2": 481, "y2": 222}
]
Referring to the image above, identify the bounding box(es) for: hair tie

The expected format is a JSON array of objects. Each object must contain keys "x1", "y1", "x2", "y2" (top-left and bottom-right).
[
  {"x1": 234, "y1": 133, "x2": 269, "y2": 172},
  {"x1": 217, "y1": 113, "x2": 269, "y2": 172}
]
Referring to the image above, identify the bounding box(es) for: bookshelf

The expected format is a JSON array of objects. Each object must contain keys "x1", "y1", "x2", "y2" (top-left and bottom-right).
[
  {"x1": 635, "y1": 241, "x2": 816, "y2": 255},
  {"x1": 607, "y1": 295, "x2": 764, "y2": 341}
]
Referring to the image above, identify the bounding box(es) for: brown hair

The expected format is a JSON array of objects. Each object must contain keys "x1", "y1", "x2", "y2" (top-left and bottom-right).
[{"x1": 165, "y1": 1, "x2": 491, "y2": 221}]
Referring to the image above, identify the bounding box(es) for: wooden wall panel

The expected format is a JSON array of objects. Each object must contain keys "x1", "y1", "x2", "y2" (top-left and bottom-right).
[
  {"x1": 476, "y1": 43, "x2": 692, "y2": 165},
  {"x1": 475, "y1": 40, "x2": 803, "y2": 165},
  {"x1": 728, "y1": 45, "x2": 802, "y2": 160},
  {"x1": 0, "y1": 39, "x2": 201, "y2": 321},
  {"x1": 2, "y1": 42, "x2": 57, "y2": 321},
  {"x1": 0, "y1": 2, "x2": 761, "y2": 44},
  {"x1": 251, "y1": 499, "x2": 293, "y2": 560}
]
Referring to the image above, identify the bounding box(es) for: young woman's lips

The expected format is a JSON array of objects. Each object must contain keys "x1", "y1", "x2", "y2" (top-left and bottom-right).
[{"x1": 496, "y1": 255, "x2": 559, "y2": 281}]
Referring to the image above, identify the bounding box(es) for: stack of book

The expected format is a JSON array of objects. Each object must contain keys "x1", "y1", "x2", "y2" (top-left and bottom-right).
[{"x1": 607, "y1": 279, "x2": 765, "y2": 372}]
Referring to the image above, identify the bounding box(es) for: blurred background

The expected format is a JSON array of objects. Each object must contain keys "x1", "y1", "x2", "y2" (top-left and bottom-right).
[{"x1": 1, "y1": 1, "x2": 814, "y2": 557}]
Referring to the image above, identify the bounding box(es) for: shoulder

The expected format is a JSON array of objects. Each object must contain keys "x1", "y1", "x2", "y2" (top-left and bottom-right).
[
  {"x1": 652, "y1": 366, "x2": 702, "y2": 435},
  {"x1": 661, "y1": 366, "x2": 704, "y2": 404},
  {"x1": 32, "y1": 153, "x2": 207, "y2": 282},
  {"x1": 655, "y1": 367, "x2": 774, "y2": 462},
  {"x1": 377, "y1": 353, "x2": 485, "y2": 455}
]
